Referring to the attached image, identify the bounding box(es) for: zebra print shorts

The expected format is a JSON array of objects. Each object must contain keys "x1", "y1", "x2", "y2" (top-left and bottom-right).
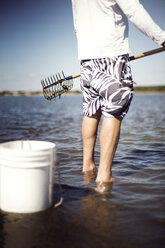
[{"x1": 80, "y1": 55, "x2": 134, "y2": 118}]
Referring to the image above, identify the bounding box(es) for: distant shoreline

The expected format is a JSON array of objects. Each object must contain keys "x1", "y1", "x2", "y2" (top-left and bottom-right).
[
  {"x1": 0, "y1": 86, "x2": 165, "y2": 96},
  {"x1": 134, "y1": 85, "x2": 165, "y2": 93}
]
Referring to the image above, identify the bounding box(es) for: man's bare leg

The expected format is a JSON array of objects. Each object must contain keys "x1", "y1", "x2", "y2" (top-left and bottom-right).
[
  {"x1": 96, "y1": 117, "x2": 121, "y2": 183},
  {"x1": 82, "y1": 109, "x2": 102, "y2": 172}
]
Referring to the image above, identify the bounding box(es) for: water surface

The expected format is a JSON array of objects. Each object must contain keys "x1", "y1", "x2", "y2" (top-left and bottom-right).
[{"x1": 0, "y1": 94, "x2": 165, "y2": 248}]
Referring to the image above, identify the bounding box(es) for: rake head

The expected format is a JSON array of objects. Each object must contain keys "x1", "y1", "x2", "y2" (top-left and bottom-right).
[{"x1": 41, "y1": 71, "x2": 73, "y2": 100}]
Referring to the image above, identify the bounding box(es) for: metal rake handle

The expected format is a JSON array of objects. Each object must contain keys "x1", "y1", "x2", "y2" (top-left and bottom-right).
[{"x1": 41, "y1": 47, "x2": 165, "y2": 100}]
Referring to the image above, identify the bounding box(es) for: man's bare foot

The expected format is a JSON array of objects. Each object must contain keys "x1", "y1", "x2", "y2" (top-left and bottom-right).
[
  {"x1": 95, "y1": 178, "x2": 114, "y2": 193},
  {"x1": 96, "y1": 167, "x2": 115, "y2": 183},
  {"x1": 83, "y1": 168, "x2": 97, "y2": 185},
  {"x1": 96, "y1": 176, "x2": 115, "y2": 183}
]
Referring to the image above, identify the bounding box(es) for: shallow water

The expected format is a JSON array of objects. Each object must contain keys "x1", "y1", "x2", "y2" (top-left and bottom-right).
[{"x1": 0, "y1": 94, "x2": 165, "y2": 248}]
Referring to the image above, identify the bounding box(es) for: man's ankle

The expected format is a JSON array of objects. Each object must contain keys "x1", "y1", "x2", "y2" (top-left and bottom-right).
[{"x1": 82, "y1": 163, "x2": 96, "y2": 172}]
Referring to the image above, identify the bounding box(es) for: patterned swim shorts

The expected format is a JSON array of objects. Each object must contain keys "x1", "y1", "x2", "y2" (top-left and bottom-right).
[{"x1": 80, "y1": 54, "x2": 134, "y2": 118}]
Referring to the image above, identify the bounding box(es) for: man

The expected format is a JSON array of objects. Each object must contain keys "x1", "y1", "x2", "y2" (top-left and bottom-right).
[{"x1": 71, "y1": 0, "x2": 165, "y2": 185}]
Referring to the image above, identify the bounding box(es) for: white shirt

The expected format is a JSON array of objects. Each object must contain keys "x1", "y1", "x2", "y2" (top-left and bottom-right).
[{"x1": 71, "y1": 0, "x2": 165, "y2": 60}]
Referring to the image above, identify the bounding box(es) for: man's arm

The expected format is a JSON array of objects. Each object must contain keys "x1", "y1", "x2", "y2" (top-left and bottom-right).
[{"x1": 115, "y1": 0, "x2": 165, "y2": 46}]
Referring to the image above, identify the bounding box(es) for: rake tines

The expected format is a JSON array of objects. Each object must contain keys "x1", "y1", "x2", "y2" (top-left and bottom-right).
[{"x1": 41, "y1": 71, "x2": 74, "y2": 100}]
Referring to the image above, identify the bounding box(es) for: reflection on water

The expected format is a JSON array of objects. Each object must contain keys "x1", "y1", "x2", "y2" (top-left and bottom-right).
[{"x1": 0, "y1": 94, "x2": 165, "y2": 248}]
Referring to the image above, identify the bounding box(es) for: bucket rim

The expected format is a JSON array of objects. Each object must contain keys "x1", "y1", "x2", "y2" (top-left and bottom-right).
[{"x1": 0, "y1": 140, "x2": 56, "y2": 153}]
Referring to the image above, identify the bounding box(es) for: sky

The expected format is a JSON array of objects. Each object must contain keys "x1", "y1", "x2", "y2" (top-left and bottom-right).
[{"x1": 0, "y1": 0, "x2": 165, "y2": 92}]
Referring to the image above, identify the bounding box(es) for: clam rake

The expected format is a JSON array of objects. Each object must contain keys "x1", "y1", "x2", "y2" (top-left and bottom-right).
[
  {"x1": 41, "y1": 47, "x2": 165, "y2": 100},
  {"x1": 41, "y1": 71, "x2": 80, "y2": 100}
]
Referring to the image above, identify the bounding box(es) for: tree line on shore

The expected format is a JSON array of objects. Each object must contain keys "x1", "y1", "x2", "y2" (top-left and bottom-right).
[{"x1": 0, "y1": 86, "x2": 165, "y2": 96}]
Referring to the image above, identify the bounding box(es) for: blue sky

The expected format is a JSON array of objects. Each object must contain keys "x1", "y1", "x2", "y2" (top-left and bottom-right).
[{"x1": 0, "y1": 0, "x2": 165, "y2": 92}]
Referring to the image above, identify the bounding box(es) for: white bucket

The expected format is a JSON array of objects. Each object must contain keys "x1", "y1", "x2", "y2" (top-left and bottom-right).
[{"x1": 0, "y1": 140, "x2": 56, "y2": 213}]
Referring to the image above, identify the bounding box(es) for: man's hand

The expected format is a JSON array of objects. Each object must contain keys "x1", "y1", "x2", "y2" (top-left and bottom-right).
[{"x1": 161, "y1": 41, "x2": 165, "y2": 47}]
